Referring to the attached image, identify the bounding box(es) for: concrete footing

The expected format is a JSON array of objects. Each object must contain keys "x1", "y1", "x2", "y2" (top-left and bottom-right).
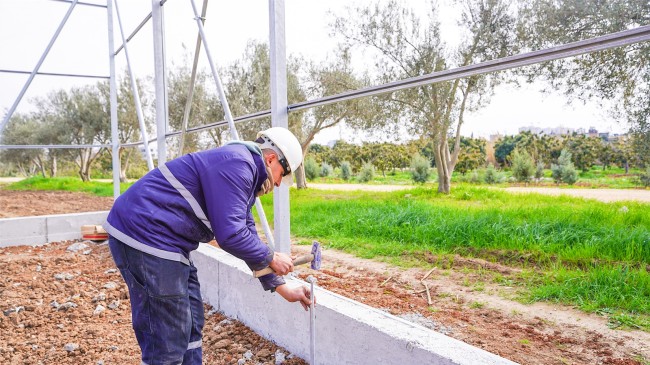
[
  {"x1": 0, "y1": 211, "x2": 109, "y2": 247},
  {"x1": 1, "y1": 211, "x2": 517, "y2": 364}
]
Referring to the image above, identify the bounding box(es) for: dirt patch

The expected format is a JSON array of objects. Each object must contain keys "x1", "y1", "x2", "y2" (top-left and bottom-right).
[
  {"x1": 0, "y1": 241, "x2": 307, "y2": 365},
  {"x1": 291, "y1": 245, "x2": 650, "y2": 365},
  {"x1": 2, "y1": 190, "x2": 649, "y2": 364},
  {"x1": 0, "y1": 190, "x2": 114, "y2": 218}
]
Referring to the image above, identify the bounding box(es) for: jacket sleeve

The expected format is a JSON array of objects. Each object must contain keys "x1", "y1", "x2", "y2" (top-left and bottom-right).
[
  {"x1": 199, "y1": 155, "x2": 283, "y2": 291},
  {"x1": 246, "y1": 210, "x2": 286, "y2": 291}
]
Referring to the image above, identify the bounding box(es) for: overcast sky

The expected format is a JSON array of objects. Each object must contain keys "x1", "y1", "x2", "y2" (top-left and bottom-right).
[{"x1": 0, "y1": 0, "x2": 625, "y2": 145}]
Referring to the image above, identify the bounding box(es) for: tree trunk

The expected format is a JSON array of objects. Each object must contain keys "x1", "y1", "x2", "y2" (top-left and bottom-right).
[
  {"x1": 35, "y1": 156, "x2": 46, "y2": 178},
  {"x1": 432, "y1": 140, "x2": 451, "y2": 194},
  {"x1": 295, "y1": 164, "x2": 307, "y2": 189},
  {"x1": 120, "y1": 148, "x2": 131, "y2": 183},
  {"x1": 78, "y1": 148, "x2": 91, "y2": 182},
  {"x1": 50, "y1": 154, "x2": 57, "y2": 177}
]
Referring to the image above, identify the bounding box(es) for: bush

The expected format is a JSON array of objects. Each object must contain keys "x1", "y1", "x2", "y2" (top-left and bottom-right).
[
  {"x1": 535, "y1": 162, "x2": 545, "y2": 181},
  {"x1": 320, "y1": 162, "x2": 333, "y2": 177},
  {"x1": 304, "y1": 157, "x2": 319, "y2": 181},
  {"x1": 340, "y1": 161, "x2": 352, "y2": 181},
  {"x1": 410, "y1": 153, "x2": 431, "y2": 183},
  {"x1": 511, "y1": 149, "x2": 535, "y2": 183},
  {"x1": 484, "y1": 164, "x2": 502, "y2": 184},
  {"x1": 552, "y1": 149, "x2": 579, "y2": 185},
  {"x1": 639, "y1": 168, "x2": 650, "y2": 187},
  {"x1": 357, "y1": 161, "x2": 375, "y2": 183}
]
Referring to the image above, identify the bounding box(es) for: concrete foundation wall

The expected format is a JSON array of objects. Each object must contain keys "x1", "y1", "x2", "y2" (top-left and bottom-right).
[
  {"x1": 0, "y1": 211, "x2": 109, "y2": 247},
  {"x1": 193, "y1": 245, "x2": 518, "y2": 365}
]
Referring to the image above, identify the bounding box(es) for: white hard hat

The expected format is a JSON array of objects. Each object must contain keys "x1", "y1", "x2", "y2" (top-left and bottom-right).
[{"x1": 256, "y1": 127, "x2": 303, "y2": 186}]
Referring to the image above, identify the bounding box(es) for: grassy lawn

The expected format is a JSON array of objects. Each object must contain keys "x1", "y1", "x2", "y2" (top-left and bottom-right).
[
  {"x1": 259, "y1": 184, "x2": 650, "y2": 330},
  {"x1": 3, "y1": 176, "x2": 133, "y2": 196}
]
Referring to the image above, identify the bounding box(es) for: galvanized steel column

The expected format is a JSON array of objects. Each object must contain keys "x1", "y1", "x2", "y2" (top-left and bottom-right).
[
  {"x1": 269, "y1": 0, "x2": 290, "y2": 254},
  {"x1": 151, "y1": 0, "x2": 168, "y2": 164},
  {"x1": 107, "y1": 0, "x2": 120, "y2": 199}
]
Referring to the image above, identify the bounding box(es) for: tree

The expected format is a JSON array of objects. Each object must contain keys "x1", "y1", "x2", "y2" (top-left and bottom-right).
[
  {"x1": 39, "y1": 86, "x2": 110, "y2": 181},
  {"x1": 518, "y1": 0, "x2": 650, "y2": 160},
  {"x1": 0, "y1": 114, "x2": 45, "y2": 176},
  {"x1": 511, "y1": 149, "x2": 535, "y2": 183},
  {"x1": 551, "y1": 149, "x2": 578, "y2": 185},
  {"x1": 494, "y1": 135, "x2": 518, "y2": 167},
  {"x1": 332, "y1": 0, "x2": 518, "y2": 193},
  {"x1": 563, "y1": 134, "x2": 602, "y2": 172},
  {"x1": 454, "y1": 137, "x2": 487, "y2": 174}
]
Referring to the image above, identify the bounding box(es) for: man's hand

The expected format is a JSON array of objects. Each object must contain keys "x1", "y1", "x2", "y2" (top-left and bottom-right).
[
  {"x1": 275, "y1": 284, "x2": 314, "y2": 311},
  {"x1": 269, "y1": 252, "x2": 294, "y2": 276}
]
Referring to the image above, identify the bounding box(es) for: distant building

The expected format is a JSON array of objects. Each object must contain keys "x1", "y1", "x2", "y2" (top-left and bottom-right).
[{"x1": 518, "y1": 126, "x2": 575, "y2": 136}]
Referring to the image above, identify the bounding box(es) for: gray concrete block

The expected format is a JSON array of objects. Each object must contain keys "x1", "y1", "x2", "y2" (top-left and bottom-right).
[
  {"x1": 0, "y1": 211, "x2": 109, "y2": 247},
  {"x1": 0, "y1": 216, "x2": 47, "y2": 247},
  {"x1": 194, "y1": 245, "x2": 517, "y2": 365}
]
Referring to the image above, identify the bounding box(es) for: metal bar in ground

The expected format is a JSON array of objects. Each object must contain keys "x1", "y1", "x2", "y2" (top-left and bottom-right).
[
  {"x1": 114, "y1": 0, "x2": 154, "y2": 171},
  {"x1": 0, "y1": 69, "x2": 108, "y2": 79},
  {"x1": 107, "y1": 0, "x2": 121, "y2": 199},
  {"x1": 288, "y1": 25, "x2": 650, "y2": 113},
  {"x1": 179, "y1": 0, "x2": 209, "y2": 157},
  {"x1": 0, "y1": 144, "x2": 112, "y2": 149},
  {"x1": 114, "y1": 12, "x2": 152, "y2": 56},
  {"x1": 0, "y1": 0, "x2": 79, "y2": 135}
]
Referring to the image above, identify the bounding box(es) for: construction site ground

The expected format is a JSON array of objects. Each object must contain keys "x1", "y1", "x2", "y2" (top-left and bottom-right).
[{"x1": 1, "y1": 188, "x2": 649, "y2": 365}]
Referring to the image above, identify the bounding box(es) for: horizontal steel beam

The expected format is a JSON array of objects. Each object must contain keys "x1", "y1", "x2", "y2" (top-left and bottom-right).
[
  {"x1": 288, "y1": 25, "x2": 650, "y2": 113},
  {"x1": 0, "y1": 69, "x2": 108, "y2": 79},
  {"x1": 0, "y1": 144, "x2": 111, "y2": 149},
  {"x1": 49, "y1": 0, "x2": 106, "y2": 8}
]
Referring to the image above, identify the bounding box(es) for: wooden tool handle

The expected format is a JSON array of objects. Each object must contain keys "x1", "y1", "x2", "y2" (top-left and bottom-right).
[{"x1": 253, "y1": 254, "x2": 314, "y2": 278}]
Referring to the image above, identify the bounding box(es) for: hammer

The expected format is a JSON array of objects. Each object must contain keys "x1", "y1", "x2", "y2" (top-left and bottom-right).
[{"x1": 253, "y1": 241, "x2": 322, "y2": 278}]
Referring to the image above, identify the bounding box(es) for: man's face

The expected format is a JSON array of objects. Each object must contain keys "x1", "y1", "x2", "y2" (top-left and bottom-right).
[{"x1": 265, "y1": 153, "x2": 284, "y2": 187}]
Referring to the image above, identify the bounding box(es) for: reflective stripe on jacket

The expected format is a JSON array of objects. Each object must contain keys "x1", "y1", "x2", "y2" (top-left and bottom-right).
[{"x1": 104, "y1": 144, "x2": 285, "y2": 291}]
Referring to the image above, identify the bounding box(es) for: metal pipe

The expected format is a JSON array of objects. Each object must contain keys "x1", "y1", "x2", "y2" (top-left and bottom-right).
[
  {"x1": 49, "y1": 0, "x2": 105, "y2": 8},
  {"x1": 151, "y1": 0, "x2": 168, "y2": 164},
  {"x1": 0, "y1": 69, "x2": 108, "y2": 79},
  {"x1": 114, "y1": 0, "x2": 154, "y2": 171},
  {"x1": 268, "y1": 0, "x2": 291, "y2": 254},
  {"x1": 307, "y1": 276, "x2": 317, "y2": 365},
  {"x1": 114, "y1": 12, "x2": 152, "y2": 56},
  {"x1": 107, "y1": 0, "x2": 121, "y2": 199},
  {"x1": 179, "y1": 0, "x2": 209, "y2": 156},
  {"x1": 0, "y1": 0, "x2": 79, "y2": 135},
  {"x1": 0, "y1": 144, "x2": 112, "y2": 149},
  {"x1": 190, "y1": 0, "x2": 278, "y2": 250}
]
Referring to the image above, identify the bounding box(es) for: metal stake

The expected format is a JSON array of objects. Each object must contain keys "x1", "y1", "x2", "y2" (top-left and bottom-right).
[{"x1": 307, "y1": 276, "x2": 317, "y2": 365}]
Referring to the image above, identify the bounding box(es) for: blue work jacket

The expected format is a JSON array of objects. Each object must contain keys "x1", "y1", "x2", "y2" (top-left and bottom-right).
[{"x1": 104, "y1": 143, "x2": 284, "y2": 291}]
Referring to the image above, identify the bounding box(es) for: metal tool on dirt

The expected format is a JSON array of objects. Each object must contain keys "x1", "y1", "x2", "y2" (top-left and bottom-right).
[
  {"x1": 306, "y1": 275, "x2": 317, "y2": 365},
  {"x1": 252, "y1": 241, "x2": 322, "y2": 278}
]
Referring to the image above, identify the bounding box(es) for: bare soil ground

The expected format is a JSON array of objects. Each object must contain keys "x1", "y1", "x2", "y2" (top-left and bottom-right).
[
  {"x1": 0, "y1": 241, "x2": 307, "y2": 365},
  {"x1": 1, "y1": 190, "x2": 649, "y2": 365}
]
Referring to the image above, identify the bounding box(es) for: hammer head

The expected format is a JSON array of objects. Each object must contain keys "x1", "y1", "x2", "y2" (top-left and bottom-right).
[{"x1": 310, "y1": 241, "x2": 322, "y2": 270}]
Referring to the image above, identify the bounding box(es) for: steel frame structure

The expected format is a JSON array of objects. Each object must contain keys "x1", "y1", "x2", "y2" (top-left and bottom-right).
[{"x1": 0, "y1": 1, "x2": 649, "y2": 252}]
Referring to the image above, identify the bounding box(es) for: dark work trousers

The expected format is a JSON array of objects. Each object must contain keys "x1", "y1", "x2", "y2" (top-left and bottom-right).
[{"x1": 108, "y1": 237, "x2": 205, "y2": 365}]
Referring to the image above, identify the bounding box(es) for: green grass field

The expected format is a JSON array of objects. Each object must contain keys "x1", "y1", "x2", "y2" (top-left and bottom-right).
[
  {"x1": 260, "y1": 184, "x2": 650, "y2": 330},
  {"x1": 5, "y1": 177, "x2": 650, "y2": 330},
  {"x1": 4, "y1": 176, "x2": 133, "y2": 196}
]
